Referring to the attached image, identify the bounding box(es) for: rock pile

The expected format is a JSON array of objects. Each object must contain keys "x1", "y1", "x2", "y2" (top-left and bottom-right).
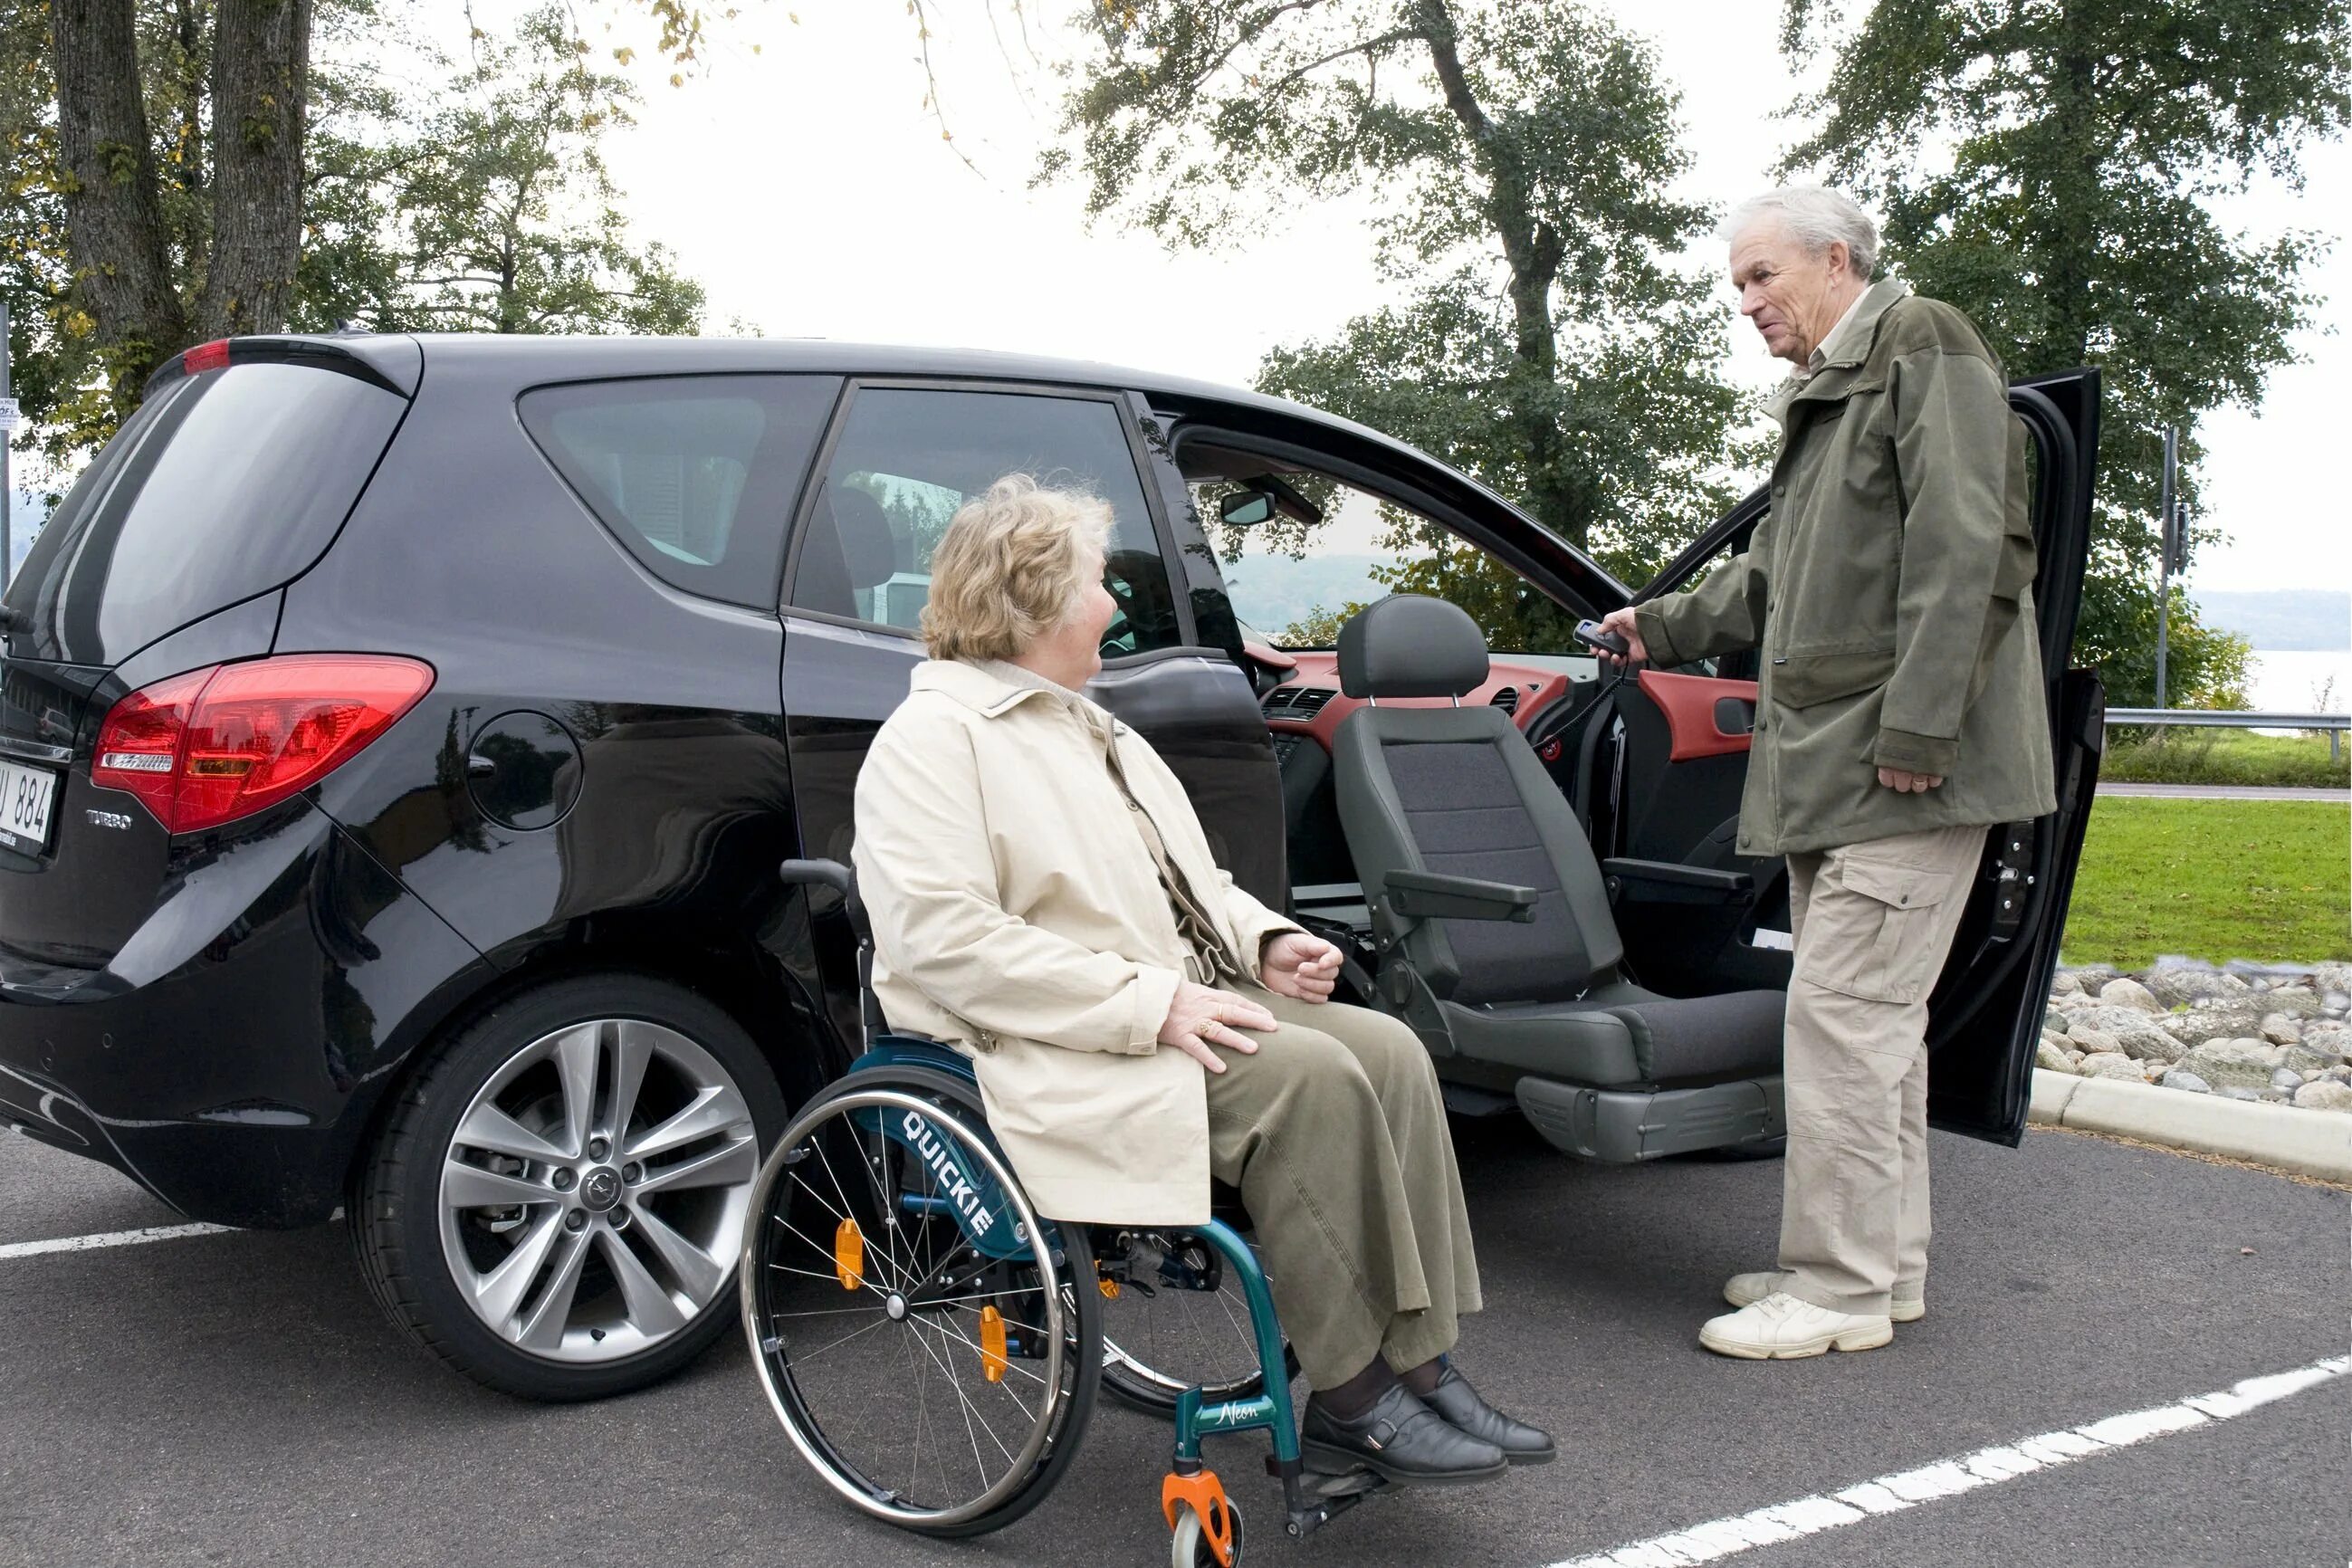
[{"x1": 2038, "y1": 960, "x2": 2352, "y2": 1114}]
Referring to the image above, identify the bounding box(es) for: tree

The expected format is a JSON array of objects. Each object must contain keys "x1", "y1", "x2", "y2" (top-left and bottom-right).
[
  {"x1": 1778, "y1": 0, "x2": 2349, "y2": 708},
  {"x1": 1047, "y1": 0, "x2": 1758, "y2": 644},
  {"x1": 5, "y1": 0, "x2": 708, "y2": 475},
  {"x1": 34, "y1": 0, "x2": 730, "y2": 445},
  {"x1": 319, "y1": 7, "x2": 704, "y2": 337}
]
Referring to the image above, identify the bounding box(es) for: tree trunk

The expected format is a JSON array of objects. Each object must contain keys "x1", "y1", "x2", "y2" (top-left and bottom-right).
[
  {"x1": 202, "y1": 0, "x2": 311, "y2": 338},
  {"x1": 1417, "y1": 0, "x2": 1583, "y2": 545},
  {"x1": 51, "y1": 0, "x2": 188, "y2": 402}
]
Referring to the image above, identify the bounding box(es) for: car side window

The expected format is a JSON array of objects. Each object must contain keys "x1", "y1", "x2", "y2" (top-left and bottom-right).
[
  {"x1": 1190, "y1": 467, "x2": 1582, "y2": 656},
  {"x1": 519, "y1": 376, "x2": 840, "y2": 610},
  {"x1": 788, "y1": 386, "x2": 1181, "y2": 656}
]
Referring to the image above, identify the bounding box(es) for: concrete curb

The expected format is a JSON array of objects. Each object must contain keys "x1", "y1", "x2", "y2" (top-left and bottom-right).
[{"x1": 2029, "y1": 1068, "x2": 2352, "y2": 1183}]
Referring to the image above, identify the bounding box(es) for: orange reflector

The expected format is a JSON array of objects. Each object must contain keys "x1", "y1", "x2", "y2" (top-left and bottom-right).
[
  {"x1": 833, "y1": 1217, "x2": 864, "y2": 1291},
  {"x1": 1098, "y1": 1273, "x2": 1121, "y2": 1301},
  {"x1": 980, "y1": 1304, "x2": 1009, "y2": 1382}
]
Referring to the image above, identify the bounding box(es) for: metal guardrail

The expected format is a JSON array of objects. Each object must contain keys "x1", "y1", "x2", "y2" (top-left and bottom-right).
[{"x1": 2104, "y1": 707, "x2": 2347, "y2": 761}]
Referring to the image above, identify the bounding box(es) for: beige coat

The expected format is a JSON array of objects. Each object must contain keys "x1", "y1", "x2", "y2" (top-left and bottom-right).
[{"x1": 850, "y1": 658, "x2": 1302, "y2": 1224}]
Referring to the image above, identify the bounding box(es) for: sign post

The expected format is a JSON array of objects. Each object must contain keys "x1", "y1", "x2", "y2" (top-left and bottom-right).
[
  {"x1": 1, "y1": 298, "x2": 12, "y2": 597},
  {"x1": 2154, "y1": 425, "x2": 2177, "y2": 712}
]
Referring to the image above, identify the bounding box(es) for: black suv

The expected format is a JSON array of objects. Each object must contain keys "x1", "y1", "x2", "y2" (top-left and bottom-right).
[{"x1": 0, "y1": 333, "x2": 2102, "y2": 1400}]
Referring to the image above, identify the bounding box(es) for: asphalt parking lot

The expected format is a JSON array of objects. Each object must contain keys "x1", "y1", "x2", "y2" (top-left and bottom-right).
[{"x1": 2, "y1": 1114, "x2": 2343, "y2": 1568}]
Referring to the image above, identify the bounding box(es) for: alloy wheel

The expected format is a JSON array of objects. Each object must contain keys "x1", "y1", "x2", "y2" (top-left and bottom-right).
[{"x1": 436, "y1": 1016, "x2": 759, "y2": 1361}]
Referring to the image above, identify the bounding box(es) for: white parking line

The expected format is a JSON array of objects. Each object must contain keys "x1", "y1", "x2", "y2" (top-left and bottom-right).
[
  {"x1": 1554, "y1": 1356, "x2": 2349, "y2": 1568},
  {"x1": 0, "y1": 1221, "x2": 234, "y2": 1260}
]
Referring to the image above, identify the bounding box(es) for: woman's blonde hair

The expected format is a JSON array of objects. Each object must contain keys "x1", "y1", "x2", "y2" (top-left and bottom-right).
[{"x1": 921, "y1": 474, "x2": 1114, "y2": 662}]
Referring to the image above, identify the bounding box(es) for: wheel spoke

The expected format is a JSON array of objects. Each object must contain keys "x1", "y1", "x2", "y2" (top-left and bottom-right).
[
  {"x1": 597, "y1": 1227, "x2": 686, "y2": 1338},
  {"x1": 550, "y1": 1022, "x2": 601, "y2": 1161},
  {"x1": 930, "y1": 1308, "x2": 1048, "y2": 1397},
  {"x1": 453, "y1": 1103, "x2": 569, "y2": 1166},
  {"x1": 635, "y1": 1133, "x2": 758, "y2": 1198},
  {"x1": 474, "y1": 1210, "x2": 564, "y2": 1327},
  {"x1": 626, "y1": 1084, "x2": 747, "y2": 1162},
  {"x1": 629, "y1": 1203, "x2": 729, "y2": 1306},
  {"x1": 444, "y1": 1159, "x2": 551, "y2": 1211},
  {"x1": 789, "y1": 1312, "x2": 893, "y2": 1366},
  {"x1": 909, "y1": 1315, "x2": 1019, "y2": 1466},
  {"x1": 608, "y1": 1020, "x2": 656, "y2": 1143},
  {"x1": 516, "y1": 1226, "x2": 595, "y2": 1351}
]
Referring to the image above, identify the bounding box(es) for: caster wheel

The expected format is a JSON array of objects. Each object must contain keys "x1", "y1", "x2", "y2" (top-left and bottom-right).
[{"x1": 1170, "y1": 1497, "x2": 1243, "y2": 1567}]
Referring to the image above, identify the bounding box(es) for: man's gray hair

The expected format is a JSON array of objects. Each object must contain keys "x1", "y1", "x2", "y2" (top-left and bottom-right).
[{"x1": 1725, "y1": 186, "x2": 1879, "y2": 280}]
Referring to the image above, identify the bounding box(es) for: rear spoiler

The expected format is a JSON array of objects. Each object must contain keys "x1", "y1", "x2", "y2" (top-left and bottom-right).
[{"x1": 142, "y1": 333, "x2": 423, "y2": 399}]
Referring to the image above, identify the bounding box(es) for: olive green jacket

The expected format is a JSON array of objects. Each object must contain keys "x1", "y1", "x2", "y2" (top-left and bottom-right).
[{"x1": 1635, "y1": 279, "x2": 2057, "y2": 856}]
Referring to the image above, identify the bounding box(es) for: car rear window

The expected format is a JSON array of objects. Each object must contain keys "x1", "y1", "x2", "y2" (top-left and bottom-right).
[
  {"x1": 518, "y1": 376, "x2": 841, "y2": 609},
  {"x1": 3, "y1": 361, "x2": 409, "y2": 666}
]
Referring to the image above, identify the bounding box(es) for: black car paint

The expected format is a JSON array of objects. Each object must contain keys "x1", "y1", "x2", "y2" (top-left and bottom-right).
[{"x1": 0, "y1": 331, "x2": 2095, "y2": 1231}]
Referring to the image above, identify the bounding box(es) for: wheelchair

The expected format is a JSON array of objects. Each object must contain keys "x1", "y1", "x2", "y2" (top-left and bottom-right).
[{"x1": 742, "y1": 859, "x2": 1382, "y2": 1564}]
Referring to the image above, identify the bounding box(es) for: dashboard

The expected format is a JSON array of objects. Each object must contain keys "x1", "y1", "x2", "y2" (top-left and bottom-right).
[{"x1": 1254, "y1": 651, "x2": 1585, "y2": 756}]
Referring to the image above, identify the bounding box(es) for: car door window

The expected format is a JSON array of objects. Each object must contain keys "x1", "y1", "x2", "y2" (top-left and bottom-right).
[
  {"x1": 520, "y1": 375, "x2": 840, "y2": 610},
  {"x1": 788, "y1": 387, "x2": 1181, "y2": 655},
  {"x1": 1189, "y1": 468, "x2": 1583, "y2": 659}
]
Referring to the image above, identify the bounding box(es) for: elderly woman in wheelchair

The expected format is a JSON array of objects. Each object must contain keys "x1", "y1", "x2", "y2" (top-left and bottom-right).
[{"x1": 741, "y1": 475, "x2": 1546, "y2": 1557}]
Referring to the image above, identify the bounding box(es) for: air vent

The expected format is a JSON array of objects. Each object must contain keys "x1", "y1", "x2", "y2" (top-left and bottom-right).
[
  {"x1": 1262, "y1": 684, "x2": 1335, "y2": 721},
  {"x1": 1490, "y1": 685, "x2": 1519, "y2": 715}
]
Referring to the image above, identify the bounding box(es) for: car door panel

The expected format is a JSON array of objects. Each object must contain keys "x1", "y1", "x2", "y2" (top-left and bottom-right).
[{"x1": 1637, "y1": 670, "x2": 1757, "y2": 762}]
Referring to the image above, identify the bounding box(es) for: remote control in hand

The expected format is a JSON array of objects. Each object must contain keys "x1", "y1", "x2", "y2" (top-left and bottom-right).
[{"x1": 1573, "y1": 617, "x2": 1631, "y2": 658}]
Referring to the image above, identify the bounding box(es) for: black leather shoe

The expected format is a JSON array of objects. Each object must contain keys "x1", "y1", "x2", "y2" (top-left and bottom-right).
[
  {"x1": 1423, "y1": 1366, "x2": 1555, "y2": 1465},
  {"x1": 1300, "y1": 1383, "x2": 1509, "y2": 1486}
]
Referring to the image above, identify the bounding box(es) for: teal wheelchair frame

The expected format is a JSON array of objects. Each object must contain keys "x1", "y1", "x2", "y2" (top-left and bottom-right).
[{"x1": 745, "y1": 860, "x2": 1379, "y2": 1564}]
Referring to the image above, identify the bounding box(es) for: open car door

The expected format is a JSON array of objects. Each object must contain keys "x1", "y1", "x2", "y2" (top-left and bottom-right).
[{"x1": 1623, "y1": 368, "x2": 2104, "y2": 1146}]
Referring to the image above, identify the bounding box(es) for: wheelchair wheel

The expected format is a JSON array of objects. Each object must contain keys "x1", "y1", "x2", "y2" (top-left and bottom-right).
[
  {"x1": 1170, "y1": 1495, "x2": 1245, "y2": 1567},
  {"x1": 742, "y1": 1068, "x2": 1100, "y2": 1536},
  {"x1": 1099, "y1": 1228, "x2": 1300, "y2": 1418}
]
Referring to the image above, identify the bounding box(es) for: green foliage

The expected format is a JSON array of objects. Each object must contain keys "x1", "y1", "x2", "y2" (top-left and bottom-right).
[
  {"x1": 302, "y1": 7, "x2": 705, "y2": 337},
  {"x1": 2101, "y1": 729, "x2": 2348, "y2": 790},
  {"x1": 1049, "y1": 1, "x2": 1761, "y2": 594},
  {"x1": 1780, "y1": 0, "x2": 2352, "y2": 708},
  {"x1": 5, "y1": 0, "x2": 713, "y2": 482},
  {"x1": 2063, "y1": 798, "x2": 2350, "y2": 965}
]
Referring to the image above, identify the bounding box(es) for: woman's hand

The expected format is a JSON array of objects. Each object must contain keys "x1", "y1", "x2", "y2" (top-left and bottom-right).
[
  {"x1": 1158, "y1": 981, "x2": 1276, "y2": 1074},
  {"x1": 1260, "y1": 932, "x2": 1343, "y2": 1003}
]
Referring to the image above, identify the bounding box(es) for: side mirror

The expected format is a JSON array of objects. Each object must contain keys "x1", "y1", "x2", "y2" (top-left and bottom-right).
[{"x1": 1219, "y1": 489, "x2": 1277, "y2": 528}]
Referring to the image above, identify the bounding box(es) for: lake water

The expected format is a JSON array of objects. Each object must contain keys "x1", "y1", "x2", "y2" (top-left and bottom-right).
[{"x1": 2246, "y1": 649, "x2": 2348, "y2": 717}]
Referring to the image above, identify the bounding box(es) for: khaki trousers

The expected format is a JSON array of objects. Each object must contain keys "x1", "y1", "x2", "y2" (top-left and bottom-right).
[
  {"x1": 1200, "y1": 983, "x2": 1483, "y2": 1390},
  {"x1": 1778, "y1": 823, "x2": 1987, "y2": 1316}
]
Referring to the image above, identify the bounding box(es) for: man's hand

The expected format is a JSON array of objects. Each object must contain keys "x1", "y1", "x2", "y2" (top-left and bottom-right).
[
  {"x1": 1260, "y1": 932, "x2": 1343, "y2": 1003},
  {"x1": 1877, "y1": 767, "x2": 1945, "y2": 794},
  {"x1": 1158, "y1": 981, "x2": 1276, "y2": 1074},
  {"x1": 1596, "y1": 607, "x2": 1648, "y2": 667}
]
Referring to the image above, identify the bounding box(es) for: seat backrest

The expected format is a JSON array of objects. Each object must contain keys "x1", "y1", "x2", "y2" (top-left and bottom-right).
[
  {"x1": 794, "y1": 486, "x2": 899, "y2": 617},
  {"x1": 1331, "y1": 596, "x2": 1623, "y2": 1005}
]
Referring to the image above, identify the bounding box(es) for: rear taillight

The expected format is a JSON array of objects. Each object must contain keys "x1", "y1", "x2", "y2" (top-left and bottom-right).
[
  {"x1": 92, "y1": 655, "x2": 435, "y2": 833},
  {"x1": 181, "y1": 339, "x2": 231, "y2": 374}
]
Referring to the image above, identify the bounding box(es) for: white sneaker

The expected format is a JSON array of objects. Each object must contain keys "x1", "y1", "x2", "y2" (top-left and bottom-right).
[
  {"x1": 1699, "y1": 1292, "x2": 1893, "y2": 1360},
  {"x1": 1723, "y1": 1271, "x2": 1926, "y2": 1324}
]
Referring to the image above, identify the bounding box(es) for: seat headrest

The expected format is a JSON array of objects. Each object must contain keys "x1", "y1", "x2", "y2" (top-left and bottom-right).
[
  {"x1": 829, "y1": 488, "x2": 897, "y2": 591},
  {"x1": 1336, "y1": 595, "x2": 1490, "y2": 699}
]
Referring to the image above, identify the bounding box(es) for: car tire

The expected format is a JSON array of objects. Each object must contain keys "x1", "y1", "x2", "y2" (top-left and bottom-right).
[{"x1": 350, "y1": 973, "x2": 788, "y2": 1401}]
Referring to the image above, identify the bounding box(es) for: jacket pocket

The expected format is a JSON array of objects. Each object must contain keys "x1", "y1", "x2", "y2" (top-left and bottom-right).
[
  {"x1": 1770, "y1": 645, "x2": 1897, "y2": 710},
  {"x1": 1795, "y1": 854, "x2": 1956, "y2": 1004}
]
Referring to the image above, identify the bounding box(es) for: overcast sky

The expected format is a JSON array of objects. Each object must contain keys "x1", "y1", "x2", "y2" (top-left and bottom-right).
[{"x1": 421, "y1": 0, "x2": 2347, "y2": 598}]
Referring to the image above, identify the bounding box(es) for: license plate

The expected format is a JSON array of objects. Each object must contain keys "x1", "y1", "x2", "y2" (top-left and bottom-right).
[{"x1": 0, "y1": 759, "x2": 60, "y2": 854}]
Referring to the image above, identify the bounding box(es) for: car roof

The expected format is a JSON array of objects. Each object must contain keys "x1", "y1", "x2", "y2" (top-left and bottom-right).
[{"x1": 220, "y1": 330, "x2": 1630, "y2": 604}]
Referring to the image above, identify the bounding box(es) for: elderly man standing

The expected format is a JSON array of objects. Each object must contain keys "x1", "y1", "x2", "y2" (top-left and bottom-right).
[{"x1": 1599, "y1": 186, "x2": 2054, "y2": 1361}]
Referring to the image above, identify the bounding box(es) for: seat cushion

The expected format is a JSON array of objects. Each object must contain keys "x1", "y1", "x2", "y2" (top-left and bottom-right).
[{"x1": 1442, "y1": 983, "x2": 1783, "y2": 1087}]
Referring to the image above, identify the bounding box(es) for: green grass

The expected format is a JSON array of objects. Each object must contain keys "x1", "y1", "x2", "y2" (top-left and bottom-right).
[
  {"x1": 2101, "y1": 728, "x2": 2348, "y2": 789},
  {"x1": 2060, "y1": 797, "x2": 2350, "y2": 967}
]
